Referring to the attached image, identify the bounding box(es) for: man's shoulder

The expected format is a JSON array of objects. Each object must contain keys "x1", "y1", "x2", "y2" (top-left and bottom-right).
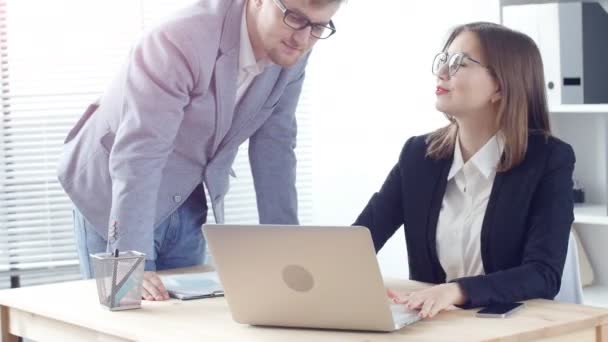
[{"x1": 147, "y1": 0, "x2": 238, "y2": 45}]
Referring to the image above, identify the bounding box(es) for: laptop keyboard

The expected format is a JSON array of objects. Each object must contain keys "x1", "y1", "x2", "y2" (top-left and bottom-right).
[{"x1": 390, "y1": 304, "x2": 422, "y2": 328}]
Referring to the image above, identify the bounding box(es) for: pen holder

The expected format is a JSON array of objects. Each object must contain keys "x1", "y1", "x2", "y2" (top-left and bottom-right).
[{"x1": 90, "y1": 251, "x2": 145, "y2": 311}]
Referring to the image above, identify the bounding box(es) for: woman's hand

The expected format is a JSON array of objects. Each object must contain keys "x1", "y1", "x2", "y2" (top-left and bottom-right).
[{"x1": 387, "y1": 283, "x2": 466, "y2": 319}]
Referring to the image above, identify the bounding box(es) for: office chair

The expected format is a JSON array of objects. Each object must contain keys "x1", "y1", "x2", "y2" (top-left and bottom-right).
[{"x1": 554, "y1": 231, "x2": 585, "y2": 304}]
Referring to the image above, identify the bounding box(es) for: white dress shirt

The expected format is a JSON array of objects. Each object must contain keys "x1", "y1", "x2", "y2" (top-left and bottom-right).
[
  {"x1": 236, "y1": 7, "x2": 272, "y2": 104},
  {"x1": 436, "y1": 134, "x2": 505, "y2": 282}
]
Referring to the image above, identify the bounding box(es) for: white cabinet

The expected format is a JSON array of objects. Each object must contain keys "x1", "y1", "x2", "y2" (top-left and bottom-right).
[{"x1": 501, "y1": 0, "x2": 608, "y2": 308}]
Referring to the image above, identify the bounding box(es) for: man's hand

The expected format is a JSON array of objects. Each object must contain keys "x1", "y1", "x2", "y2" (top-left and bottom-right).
[
  {"x1": 142, "y1": 271, "x2": 170, "y2": 301},
  {"x1": 387, "y1": 283, "x2": 465, "y2": 319}
]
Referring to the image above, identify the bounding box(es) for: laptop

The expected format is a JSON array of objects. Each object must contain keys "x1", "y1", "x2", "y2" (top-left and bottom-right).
[{"x1": 203, "y1": 224, "x2": 421, "y2": 332}]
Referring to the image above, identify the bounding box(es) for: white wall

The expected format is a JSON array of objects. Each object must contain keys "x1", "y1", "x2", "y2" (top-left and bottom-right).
[{"x1": 306, "y1": 1, "x2": 500, "y2": 278}]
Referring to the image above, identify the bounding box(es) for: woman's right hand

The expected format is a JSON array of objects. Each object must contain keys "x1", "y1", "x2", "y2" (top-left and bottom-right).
[{"x1": 142, "y1": 271, "x2": 170, "y2": 301}]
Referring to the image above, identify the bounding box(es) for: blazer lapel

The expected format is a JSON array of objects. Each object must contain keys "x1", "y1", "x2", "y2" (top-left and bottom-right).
[
  {"x1": 425, "y1": 156, "x2": 452, "y2": 282},
  {"x1": 218, "y1": 64, "x2": 281, "y2": 150},
  {"x1": 210, "y1": 0, "x2": 243, "y2": 154},
  {"x1": 212, "y1": 53, "x2": 238, "y2": 153},
  {"x1": 480, "y1": 170, "x2": 505, "y2": 271}
]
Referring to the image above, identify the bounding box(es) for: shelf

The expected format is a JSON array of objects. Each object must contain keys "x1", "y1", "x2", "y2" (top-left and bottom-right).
[
  {"x1": 583, "y1": 284, "x2": 608, "y2": 308},
  {"x1": 573, "y1": 204, "x2": 608, "y2": 225},
  {"x1": 501, "y1": 0, "x2": 608, "y2": 7},
  {"x1": 550, "y1": 104, "x2": 608, "y2": 115}
]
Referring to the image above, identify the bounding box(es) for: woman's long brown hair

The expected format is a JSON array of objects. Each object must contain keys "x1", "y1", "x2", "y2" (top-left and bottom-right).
[{"x1": 426, "y1": 22, "x2": 551, "y2": 172}]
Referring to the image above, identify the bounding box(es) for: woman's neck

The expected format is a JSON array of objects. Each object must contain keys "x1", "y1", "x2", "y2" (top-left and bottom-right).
[{"x1": 456, "y1": 116, "x2": 498, "y2": 163}]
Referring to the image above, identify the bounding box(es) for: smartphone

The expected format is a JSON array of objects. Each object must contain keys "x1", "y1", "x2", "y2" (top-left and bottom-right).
[{"x1": 476, "y1": 302, "x2": 525, "y2": 318}]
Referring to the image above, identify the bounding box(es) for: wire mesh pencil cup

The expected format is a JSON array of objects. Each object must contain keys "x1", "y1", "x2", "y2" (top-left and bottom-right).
[{"x1": 91, "y1": 251, "x2": 145, "y2": 311}]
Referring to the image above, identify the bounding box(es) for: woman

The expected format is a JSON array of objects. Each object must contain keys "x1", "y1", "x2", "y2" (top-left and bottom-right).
[{"x1": 354, "y1": 22, "x2": 575, "y2": 319}]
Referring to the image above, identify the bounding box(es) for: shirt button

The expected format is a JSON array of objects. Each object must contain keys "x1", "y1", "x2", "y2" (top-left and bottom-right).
[{"x1": 173, "y1": 195, "x2": 182, "y2": 203}]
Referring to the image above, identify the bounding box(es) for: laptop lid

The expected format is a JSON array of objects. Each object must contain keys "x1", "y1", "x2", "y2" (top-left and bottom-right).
[{"x1": 203, "y1": 224, "x2": 398, "y2": 332}]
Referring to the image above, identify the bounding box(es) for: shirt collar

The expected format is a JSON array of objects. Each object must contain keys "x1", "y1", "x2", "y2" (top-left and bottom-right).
[
  {"x1": 448, "y1": 133, "x2": 505, "y2": 180},
  {"x1": 448, "y1": 137, "x2": 464, "y2": 181},
  {"x1": 239, "y1": 7, "x2": 271, "y2": 75}
]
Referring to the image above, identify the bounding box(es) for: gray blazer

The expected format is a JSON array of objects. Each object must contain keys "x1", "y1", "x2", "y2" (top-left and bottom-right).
[{"x1": 57, "y1": 0, "x2": 307, "y2": 257}]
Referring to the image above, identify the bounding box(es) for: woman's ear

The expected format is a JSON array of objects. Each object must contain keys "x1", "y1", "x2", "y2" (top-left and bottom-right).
[
  {"x1": 490, "y1": 83, "x2": 502, "y2": 104},
  {"x1": 491, "y1": 91, "x2": 502, "y2": 104}
]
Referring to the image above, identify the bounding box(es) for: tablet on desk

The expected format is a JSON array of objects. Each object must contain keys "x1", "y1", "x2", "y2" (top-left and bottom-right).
[{"x1": 160, "y1": 272, "x2": 224, "y2": 300}]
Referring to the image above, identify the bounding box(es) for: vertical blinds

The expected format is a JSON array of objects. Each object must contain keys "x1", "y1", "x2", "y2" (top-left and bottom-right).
[{"x1": 0, "y1": 0, "x2": 313, "y2": 288}]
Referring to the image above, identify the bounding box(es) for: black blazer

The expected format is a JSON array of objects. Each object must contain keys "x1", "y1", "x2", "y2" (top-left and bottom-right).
[{"x1": 354, "y1": 133, "x2": 575, "y2": 308}]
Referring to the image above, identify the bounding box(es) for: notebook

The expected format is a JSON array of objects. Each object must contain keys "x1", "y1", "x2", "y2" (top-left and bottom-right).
[{"x1": 160, "y1": 272, "x2": 224, "y2": 300}]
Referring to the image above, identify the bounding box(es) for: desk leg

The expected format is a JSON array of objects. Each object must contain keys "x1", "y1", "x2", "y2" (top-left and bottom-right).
[
  {"x1": 0, "y1": 306, "x2": 18, "y2": 342},
  {"x1": 598, "y1": 323, "x2": 608, "y2": 342}
]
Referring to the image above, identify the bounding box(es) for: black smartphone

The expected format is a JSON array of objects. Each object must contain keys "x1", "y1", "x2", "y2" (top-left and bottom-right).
[{"x1": 476, "y1": 302, "x2": 525, "y2": 318}]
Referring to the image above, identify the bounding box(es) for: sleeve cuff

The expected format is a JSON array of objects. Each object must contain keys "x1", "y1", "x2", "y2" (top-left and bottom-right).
[{"x1": 144, "y1": 259, "x2": 157, "y2": 272}]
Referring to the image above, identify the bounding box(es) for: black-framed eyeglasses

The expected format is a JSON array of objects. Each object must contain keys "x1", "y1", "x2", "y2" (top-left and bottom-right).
[
  {"x1": 272, "y1": 0, "x2": 336, "y2": 39},
  {"x1": 432, "y1": 52, "x2": 485, "y2": 77}
]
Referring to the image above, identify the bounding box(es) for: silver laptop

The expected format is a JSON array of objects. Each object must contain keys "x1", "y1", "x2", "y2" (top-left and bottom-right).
[{"x1": 203, "y1": 224, "x2": 421, "y2": 332}]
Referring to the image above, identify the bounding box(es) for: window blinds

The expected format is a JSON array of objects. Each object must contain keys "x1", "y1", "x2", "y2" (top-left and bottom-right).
[{"x1": 0, "y1": 0, "x2": 313, "y2": 288}]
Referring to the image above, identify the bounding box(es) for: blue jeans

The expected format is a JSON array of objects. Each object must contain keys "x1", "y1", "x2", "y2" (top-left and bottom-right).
[{"x1": 73, "y1": 184, "x2": 208, "y2": 278}]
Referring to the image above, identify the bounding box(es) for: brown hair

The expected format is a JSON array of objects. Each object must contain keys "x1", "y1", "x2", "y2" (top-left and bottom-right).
[{"x1": 426, "y1": 22, "x2": 551, "y2": 172}]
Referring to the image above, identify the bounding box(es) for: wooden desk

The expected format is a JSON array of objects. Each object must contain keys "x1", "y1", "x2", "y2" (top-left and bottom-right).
[{"x1": 1, "y1": 275, "x2": 607, "y2": 342}]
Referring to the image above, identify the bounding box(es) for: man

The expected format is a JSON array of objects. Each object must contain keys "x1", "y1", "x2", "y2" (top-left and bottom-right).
[{"x1": 57, "y1": 0, "x2": 343, "y2": 301}]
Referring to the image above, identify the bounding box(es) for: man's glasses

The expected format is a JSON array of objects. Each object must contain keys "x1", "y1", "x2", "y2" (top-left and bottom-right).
[
  {"x1": 272, "y1": 0, "x2": 336, "y2": 39},
  {"x1": 432, "y1": 52, "x2": 485, "y2": 77}
]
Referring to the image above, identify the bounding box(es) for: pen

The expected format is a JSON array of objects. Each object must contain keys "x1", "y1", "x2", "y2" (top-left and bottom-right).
[{"x1": 110, "y1": 248, "x2": 119, "y2": 307}]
